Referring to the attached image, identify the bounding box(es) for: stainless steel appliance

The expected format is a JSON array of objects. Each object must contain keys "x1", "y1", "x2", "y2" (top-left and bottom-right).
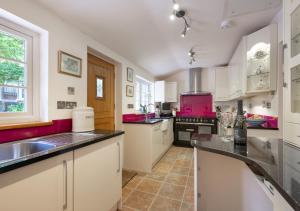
[
  {"x1": 161, "y1": 102, "x2": 172, "y2": 116},
  {"x1": 174, "y1": 116, "x2": 217, "y2": 147},
  {"x1": 181, "y1": 68, "x2": 211, "y2": 96}
]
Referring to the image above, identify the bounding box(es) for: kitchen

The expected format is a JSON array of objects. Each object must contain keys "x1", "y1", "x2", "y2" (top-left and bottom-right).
[{"x1": 0, "y1": 0, "x2": 299, "y2": 211}]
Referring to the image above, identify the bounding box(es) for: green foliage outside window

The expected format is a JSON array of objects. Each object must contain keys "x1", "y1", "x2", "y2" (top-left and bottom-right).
[{"x1": 0, "y1": 31, "x2": 26, "y2": 112}]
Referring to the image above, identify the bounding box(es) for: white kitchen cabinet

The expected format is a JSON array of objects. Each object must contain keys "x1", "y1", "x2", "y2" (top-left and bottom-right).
[
  {"x1": 0, "y1": 152, "x2": 73, "y2": 211},
  {"x1": 215, "y1": 66, "x2": 230, "y2": 101},
  {"x1": 152, "y1": 123, "x2": 164, "y2": 164},
  {"x1": 195, "y1": 149, "x2": 294, "y2": 211},
  {"x1": 283, "y1": 0, "x2": 300, "y2": 128},
  {"x1": 228, "y1": 37, "x2": 247, "y2": 99},
  {"x1": 214, "y1": 24, "x2": 277, "y2": 103},
  {"x1": 154, "y1": 81, "x2": 177, "y2": 103},
  {"x1": 124, "y1": 120, "x2": 173, "y2": 173},
  {"x1": 74, "y1": 136, "x2": 123, "y2": 211},
  {"x1": 246, "y1": 24, "x2": 278, "y2": 94},
  {"x1": 162, "y1": 118, "x2": 174, "y2": 149}
]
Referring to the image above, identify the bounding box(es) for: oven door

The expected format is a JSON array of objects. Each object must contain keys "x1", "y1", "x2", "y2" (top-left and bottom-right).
[
  {"x1": 198, "y1": 125, "x2": 212, "y2": 134},
  {"x1": 176, "y1": 124, "x2": 198, "y2": 142}
]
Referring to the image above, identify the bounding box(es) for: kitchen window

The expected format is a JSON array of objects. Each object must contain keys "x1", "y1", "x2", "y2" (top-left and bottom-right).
[
  {"x1": 0, "y1": 18, "x2": 40, "y2": 124},
  {"x1": 135, "y1": 75, "x2": 154, "y2": 111}
]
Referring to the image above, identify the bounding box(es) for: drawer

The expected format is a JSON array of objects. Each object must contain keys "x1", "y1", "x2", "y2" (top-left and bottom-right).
[
  {"x1": 284, "y1": 143, "x2": 300, "y2": 171},
  {"x1": 284, "y1": 122, "x2": 300, "y2": 147}
]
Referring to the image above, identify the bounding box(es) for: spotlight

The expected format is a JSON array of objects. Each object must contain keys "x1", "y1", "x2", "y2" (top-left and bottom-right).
[
  {"x1": 181, "y1": 27, "x2": 187, "y2": 37},
  {"x1": 188, "y1": 48, "x2": 196, "y2": 64},
  {"x1": 169, "y1": 14, "x2": 176, "y2": 21},
  {"x1": 186, "y1": 24, "x2": 191, "y2": 31},
  {"x1": 173, "y1": 3, "x2": 180, "y2": 11}
]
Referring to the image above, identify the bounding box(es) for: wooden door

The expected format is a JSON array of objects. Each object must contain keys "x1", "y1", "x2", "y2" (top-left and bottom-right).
[{"x1": 87, "y1": 53, "x2": 115, "y2": 130}]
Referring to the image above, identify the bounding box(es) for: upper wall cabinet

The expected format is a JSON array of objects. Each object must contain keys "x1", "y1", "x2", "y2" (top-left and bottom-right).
[
  {"x1": 283, "y1": 0, "x2": 300, "y2": 136},
  {"x1": 154, "y1": 81, "x2": 177, "y2": 103},
  {"x1": 215, "y1": 24, "x2": 278, "y2": 102},
  {"x1": 215, "y1": 67, "x2": 230, "y2": 101},
  {"x1": 228, "y1": 37, "x2": 247, "y2": 99},
  {"x1": 245, "y1": 24, "x2": 278, "y2": 94}
]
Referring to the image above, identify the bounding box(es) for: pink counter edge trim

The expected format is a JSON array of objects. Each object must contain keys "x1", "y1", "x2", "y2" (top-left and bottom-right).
[{"x1": 0, "y1": 119, "x2": 72, "y2": 144}]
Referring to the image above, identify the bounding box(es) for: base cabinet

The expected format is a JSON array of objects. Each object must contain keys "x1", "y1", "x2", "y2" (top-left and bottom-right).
[
  {"x1": 0, "y1": 152, "x2": 73, "y2": 211},
  {"x1": 74, "y1": 137, "x2": 122, "y2": 211},
  {"x1": 124, "y1": 119, "x2": 174, "y2": 173},
  {"x1": 195, "y1": 149, "x2": 294, "y2": 211}
]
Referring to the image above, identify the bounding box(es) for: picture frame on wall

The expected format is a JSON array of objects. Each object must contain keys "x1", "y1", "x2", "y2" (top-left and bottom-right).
[
  {"x1": 58, "y1": 50, "x2": 82, "y2": 77},
  {"x1": 127, "y1": 67, "x2": 134, "y2": 82},
  {"x1": 126, "y1": 85, "x2": 134, "y2": 97}
]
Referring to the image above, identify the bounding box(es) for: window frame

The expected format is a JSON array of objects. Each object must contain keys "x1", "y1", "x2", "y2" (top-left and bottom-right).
[
  {"x1": 135, "y1": 75, "x2": 154, "y2": 112},
  {"x1": 0, "y1": 18, "x2": 40, "y2": 124}
]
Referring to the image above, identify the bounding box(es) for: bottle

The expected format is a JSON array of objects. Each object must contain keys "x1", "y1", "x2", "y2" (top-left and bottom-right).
[{"x1": 233, "y1": 100, "x2": 247, "y2": 145}]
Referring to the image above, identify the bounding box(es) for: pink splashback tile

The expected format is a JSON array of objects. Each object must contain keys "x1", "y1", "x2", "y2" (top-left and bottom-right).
[
  {"x1": 178, "y1": 95, "x2": 215, "y2": 117},
  {"x1": 0, "y1": 119, "x2": 72, "y2": 144}
]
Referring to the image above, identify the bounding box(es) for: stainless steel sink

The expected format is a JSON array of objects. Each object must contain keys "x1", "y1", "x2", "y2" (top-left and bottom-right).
[{"x1": 0, "y1": 142, "x2": 56, "y2": 163}]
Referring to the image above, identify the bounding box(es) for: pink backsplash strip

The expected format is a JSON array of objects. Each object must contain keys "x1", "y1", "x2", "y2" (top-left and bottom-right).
[
  {"x1": 123, "y1": 113, "x2": 155, "y2": 122},
  {"x1": 178, "y1": 95, "x2": 216, "y2": 118},
  {"x1": 0, "y1": 119, "x2": 72, "y2": 144}
]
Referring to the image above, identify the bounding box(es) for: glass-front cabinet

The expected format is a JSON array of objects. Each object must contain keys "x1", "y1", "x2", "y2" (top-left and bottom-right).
[
  {"x1": 284, "y1": 0, "x2": 300, "y2": 146},
  {"x1": 284, "y1": 0, "x2": 300, "y2": 124},
  {"x1": 246, "y1": 24, "x2": 277, "y2": 94}
]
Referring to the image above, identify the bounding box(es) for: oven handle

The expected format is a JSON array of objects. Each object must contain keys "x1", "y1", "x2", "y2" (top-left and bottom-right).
[
  {"x1": 176, "y1": 122, "x2": 215, "y2": 126},
  {"x1": 186, "y1": 129, "x2": 195, "y2": 132}
]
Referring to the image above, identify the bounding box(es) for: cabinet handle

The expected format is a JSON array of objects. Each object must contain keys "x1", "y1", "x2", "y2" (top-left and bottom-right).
[
  {"x1": 63, "y1": 160, "x2": 68, "y2": 210},
  {"x1": 186, "y1": 129, "x2": 195, "y2": 132},
  {"x1": 263, "y1": 179, "x2": 274, "y2": 196},
  {"x1": 117, "y1": 142, "x2": 121, "y2": 173}
]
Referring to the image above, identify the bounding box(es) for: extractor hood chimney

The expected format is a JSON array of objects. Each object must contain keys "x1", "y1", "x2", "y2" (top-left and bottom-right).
[{"x1": 181, "y1": 68, "x2": 211, "y2": 96}]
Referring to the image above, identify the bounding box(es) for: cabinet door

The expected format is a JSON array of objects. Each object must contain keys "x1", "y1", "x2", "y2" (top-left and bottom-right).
[
  {"x1": 246, "y1": 24, "x2": 277, "y2": 94},
  {"x1": 165, "y1": 82, "x2": 177, "y2": 102},
  {"x1": 284, "y1": 0, "x2": 300, "y2": 126},
  {"x1": 154, "y1": 81, "x2": 166, "y2": 102},
  {"x1": 74, "y1": 137, "x2": 122, "y2": 211},
  {"x1": 0, "y1": 152, "x2": 73, "y2": 211},
  {"x1": 152, "y1": 124, "x2": 163, "y2": 165},
  {"x1": 215, "y1": 67, "x2": 229, "y2": 101}
]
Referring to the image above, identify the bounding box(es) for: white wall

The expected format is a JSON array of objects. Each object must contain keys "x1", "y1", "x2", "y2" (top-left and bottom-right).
[{"x1": 0, "y1": 0, "x2": 154, "y2": 129}]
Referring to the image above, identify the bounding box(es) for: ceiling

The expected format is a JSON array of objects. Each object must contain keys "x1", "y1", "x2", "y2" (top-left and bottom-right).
[{"x1": 33, "y1": 0, "x2": 281, "y2": 78}]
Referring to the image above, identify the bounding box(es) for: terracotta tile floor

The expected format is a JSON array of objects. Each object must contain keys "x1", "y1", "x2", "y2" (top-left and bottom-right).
[{"x1": 122, "y1": 146, "x2": 194, "y2": 211}]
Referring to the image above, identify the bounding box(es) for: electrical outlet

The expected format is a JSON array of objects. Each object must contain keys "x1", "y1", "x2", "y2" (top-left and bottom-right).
[
  {"x1": 127, "y1": 104, "x2": 134, "y2": 109},
  {"x1": 67, "y1": 87, "x2": 75, "y2": 95},
  {"x1": 57, "y1": 101, "x2": 66, "y2": 109}
]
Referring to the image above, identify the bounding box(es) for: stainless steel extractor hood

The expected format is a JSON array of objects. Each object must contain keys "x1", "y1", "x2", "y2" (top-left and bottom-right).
[{"x1": 181, "y1": 68, "x2": 211, "y2": 95}]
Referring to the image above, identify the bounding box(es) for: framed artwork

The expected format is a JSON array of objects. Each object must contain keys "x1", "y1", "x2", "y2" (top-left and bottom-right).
[
  {"x1": 127, "y1": 67, "x2": 134, "y2": 82},
  {"x1": 126, "y1": 85, "x2": 134, "y2": 97},
  {"x1": 58, "y1": 51, "x2": 82, "y2": 77}
]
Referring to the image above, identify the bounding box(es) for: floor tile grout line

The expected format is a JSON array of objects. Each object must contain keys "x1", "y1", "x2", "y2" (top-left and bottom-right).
[
  {"x1": 122, "y1": 146, "x2": 194, "y2": 211},
  {"x1": 147, "y1": 149, "x2": 179, "y2": 210}
]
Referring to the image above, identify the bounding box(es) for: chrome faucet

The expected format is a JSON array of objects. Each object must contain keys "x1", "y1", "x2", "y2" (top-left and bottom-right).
[{"x1": 141, "y1": 103, "x2": 154, "y2": 121}]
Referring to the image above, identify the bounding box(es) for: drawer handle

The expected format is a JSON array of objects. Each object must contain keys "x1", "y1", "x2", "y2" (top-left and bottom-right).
[
  {"x1": 117, "y1": 142, "x2": 121, "y2": 173},
  {"x1": 63, "y1": 160, "x2": 68, "y2": 210}
]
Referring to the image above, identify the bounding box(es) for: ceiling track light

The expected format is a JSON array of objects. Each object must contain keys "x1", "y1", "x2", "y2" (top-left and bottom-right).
[
  {"x1": 188, "y1": 48, "x2": 196, "y2": 65},
  {"x1": 169, "y1": 1, "x2": 191, "y2": 38}
]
